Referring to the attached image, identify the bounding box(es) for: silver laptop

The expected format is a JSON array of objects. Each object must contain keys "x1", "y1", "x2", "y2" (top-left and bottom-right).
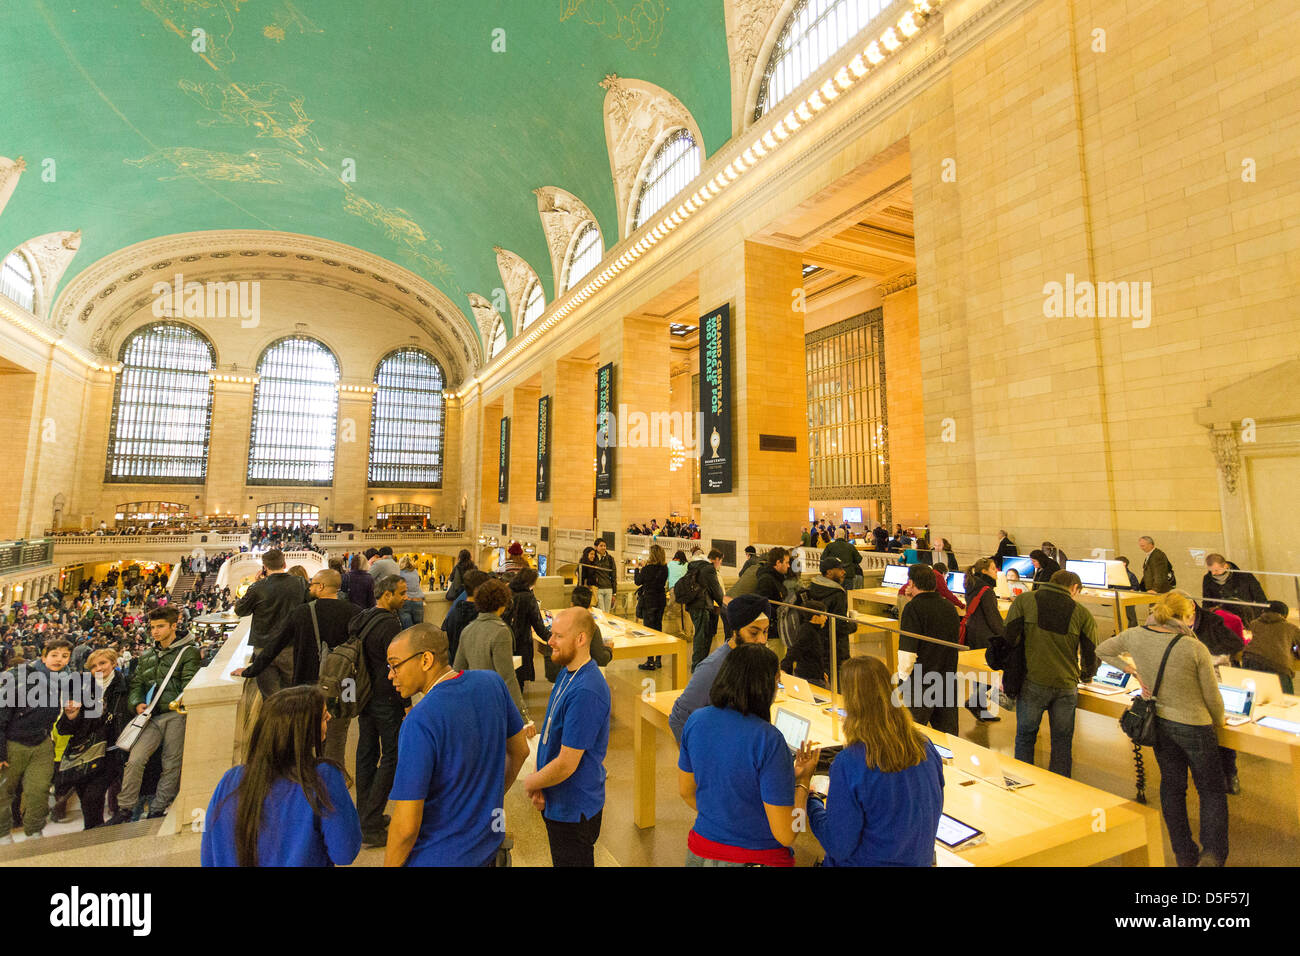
[
  {"x1": 1080, "y1": 663, "x2": 1132, "y2": 695},
  {"x1": 1219, "y1": 683, "x2": 1255, "y2": 726}
]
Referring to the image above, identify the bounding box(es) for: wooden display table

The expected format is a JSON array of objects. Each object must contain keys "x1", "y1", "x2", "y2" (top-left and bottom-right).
[
  {"x1": 633, "y1": 687, "x2": 1162, "y2": 865},
  {"x1": 538, "y1": 607, "x2": 692, "y2": 690}
]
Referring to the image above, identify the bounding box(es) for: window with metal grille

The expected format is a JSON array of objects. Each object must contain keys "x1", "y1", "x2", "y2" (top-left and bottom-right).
[
  {"x1": 375, "y1": 502, "x2": 431, "y2": 519},
  {"x1": 805, "y1": 309, "x2": 889, "y2": 504},
  {"x1": 631, "y1": 129, "x2": 701, "y2": 233},
  {"x1": 113, "y1": 501, "x2": 189, "y2": 524},
  {"x1": 247, "y1": 336, "x2": 339, "y2": 484},
  {"x1": 488, "y1": 316, "x2": 507, "y2": 359},
  {"x1": 563, "y1": 222, "x2": 602, "y2": 292},
  {"x1": 754, "y1": 0, "x2": 890, "y2": 121},
  {"x1": 105, "y1": 323, "x2": 215, "y2": 482},
  {"x1": 369, "y1": 347, "x2": 445, "y2": 487},
  {"x1": 0, "y1": 252, "x2": 35, "y2": 312},
  {"x1": 520, "y1": 278, "x2": 545, "y2": 330},
  {"x1": 255, "y1": 502, "x2": 320, "y2": 526}
]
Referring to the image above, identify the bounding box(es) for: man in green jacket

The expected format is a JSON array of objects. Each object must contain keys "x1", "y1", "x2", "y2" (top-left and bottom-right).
[
  {"x1": 109, "y1": 605, "x2": 202, "y2": 823},
  {"x1": 1005, "y1": 570, "x2": 1097, "y2": 778}
]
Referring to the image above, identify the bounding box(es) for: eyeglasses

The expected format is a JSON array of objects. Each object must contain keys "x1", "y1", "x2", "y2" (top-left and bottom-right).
[{"x1": 386, "y1": 650, "x2": 428, "y2": 673}]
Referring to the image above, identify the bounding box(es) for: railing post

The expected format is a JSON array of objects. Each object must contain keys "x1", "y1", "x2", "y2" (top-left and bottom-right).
[{"x1": 830, "y1": 616, "x2": 838, "y2": 697}]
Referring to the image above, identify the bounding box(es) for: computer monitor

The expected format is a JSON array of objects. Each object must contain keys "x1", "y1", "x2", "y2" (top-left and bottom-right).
[
  {"x1": 842, "y1": 506, "x2": 862, "y2": 524},
  {"x1": 1066, "y1": 559, "x2": 1107, "y2": 588},
  {"x1": 882, "y1": 564, "x2": 910, "y2": 588},
  {"x1": 538, "y1": 554, "x2": 547, "y2": 577},
  {"x1": 946, "y1": 571, "x2": 966, "y2": 595},
  {"x1": 1002, "y1": 555, "x2": 1035, "y2": 578},
  {"x1": 809, "y1": 506, "x2": 815, "y2": 522}
]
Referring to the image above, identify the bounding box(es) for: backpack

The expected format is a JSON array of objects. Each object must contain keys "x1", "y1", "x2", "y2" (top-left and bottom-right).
[
  {"x1": 319, "y1": 613, "x2": 386, "y2": 719},
  {"x1": 673, "y1": 564, "x2": 704, "y2": 606},
  {"x1": 777, "y1": 587, "x2": 814, "y2": 649}
]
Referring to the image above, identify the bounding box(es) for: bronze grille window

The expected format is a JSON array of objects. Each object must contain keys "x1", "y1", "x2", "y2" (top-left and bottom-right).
[
  {"x1": 369, "y1": 347, "x2": 445, "y2": 487},
  {"x1": 248, "y1": 336, "x2": 339, "y2": 485}
]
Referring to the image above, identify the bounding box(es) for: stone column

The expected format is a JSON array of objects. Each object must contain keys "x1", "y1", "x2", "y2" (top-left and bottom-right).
[
  {"x1": 334, "y1": 390, "x2": 374, "y2": 527},
  {"x1": 206, "y1": 380, "x2": 255, "y2": 517},
  {"x1": 881, "y1": 279, "x2": 927, "y2": 528},
  {"x1": 550, "y1": 357, "x2": 597, "y2": 532},
  {"x1": 509, "y1": 384, "x2": 540, "y2": 530}
]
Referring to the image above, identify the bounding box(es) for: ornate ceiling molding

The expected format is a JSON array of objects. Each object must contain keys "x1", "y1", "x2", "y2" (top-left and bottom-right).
[
  {"x1": 724, "y1": 0, "x2": 787, "y2": 135},
  {"x1": 878, "y1": 271, "x2": 917, "y2": 296},
  {"x1": 0, "y1": 155, "x2": 25, "y2": 222},
  {"x1": 492, "y1": 246, "x2": 542, "y2": 335},
  {"x1": 49, "y1": 230, "x2": 481, "y2": 384},
  {"x1": 599, "y1": 74, "x2": 705, "y2": 238},
  {"x1": 467, "y1": 292, "x2": 504, "y2": 357},
  {"x1": 21, "y1": 230, "x2": 81, "y2": 322},
  {"x1": 534, "y1": 186, "x2": 600, "y2": 299}
]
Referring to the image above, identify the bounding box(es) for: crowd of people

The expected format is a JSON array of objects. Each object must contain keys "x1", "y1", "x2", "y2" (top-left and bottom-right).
[
  {"x1": 1, "y1": 568, "x2": 239, "y2": 840},
  {"x1": 625, "y1": 518, "x2": 700, "y2": 539}
]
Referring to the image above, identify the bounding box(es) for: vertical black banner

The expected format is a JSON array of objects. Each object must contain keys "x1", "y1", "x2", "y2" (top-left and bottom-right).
[
  {"x1": 595, "y1": 362, "x2": 615, "y2": 499},
  {"x1": 700, "y1": 303, "x2": 733, "y2": 494},
  {"x1": 498, "y1": 416, "x2": 510, "y2": 503},
  {"x1": 536, "y1": 395, "x2": 551, "y2": 502}
]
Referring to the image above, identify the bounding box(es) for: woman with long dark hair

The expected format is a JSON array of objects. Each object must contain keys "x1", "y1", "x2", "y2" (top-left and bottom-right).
[
  {"x1": 577, "y1": 546, "x2": 599, "y2": 591},
  {"x1": 445, "y1": 549, "x2": 475, "y2": 603},
  {"x1": 1028, "y1": 549, "x2": 1060, "y2": 590},
  {"x1": 807, "y1": 656, "x2": 944, "y2": 866},
  {"x1": 636, "y1": 544, "x2": 670, "y2": 670},
  {"x1": 201, "y1": 686, "x2": 361, "y2": 866}
]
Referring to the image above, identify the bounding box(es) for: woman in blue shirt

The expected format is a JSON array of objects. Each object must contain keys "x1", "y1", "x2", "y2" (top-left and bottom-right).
[
  {"x1": 678, "y1": 643, "x2": 820, "y2": 866},
  {"x1": 201, "y1": 686, "x2": 361, "y2": 867},
  {"x1": 807, "y1": 656, "x2": 944, "y2": 866}
]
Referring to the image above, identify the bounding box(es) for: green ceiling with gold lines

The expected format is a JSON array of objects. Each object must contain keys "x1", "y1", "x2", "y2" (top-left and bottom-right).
[{"x1": 0, "y1": 0, "x2": 730, "y2": 335}]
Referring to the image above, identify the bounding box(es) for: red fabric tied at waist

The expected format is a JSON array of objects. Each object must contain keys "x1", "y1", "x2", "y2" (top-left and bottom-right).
[{"x1": 688, "y1": 829, "x2": 795, "y2": 867}]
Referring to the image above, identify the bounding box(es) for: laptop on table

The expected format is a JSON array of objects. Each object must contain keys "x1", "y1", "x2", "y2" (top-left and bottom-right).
[
  {"x1": 1079, "y1": 663, "x2": 1133, "y2": 695},
  {"x1": 1218, "y1": 683, "x2": 1255, "y2": 726},
  {"x1": 945, "y1": 734, "x2": 1033, "y2": 790}
]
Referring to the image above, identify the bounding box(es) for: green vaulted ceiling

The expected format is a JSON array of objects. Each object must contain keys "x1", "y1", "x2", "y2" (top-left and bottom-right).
[{"x1": 0, "y1": 0, "x2": 731, "y2": 336}]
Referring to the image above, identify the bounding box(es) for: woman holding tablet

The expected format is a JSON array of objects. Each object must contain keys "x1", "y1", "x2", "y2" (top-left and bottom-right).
[
  {"x1": 1095, "y1": 591, "x2": 1227, "y2": 867},
  {"x1": 677, "y1": 643, "x2": 819, "y2": 866},
  {"x1": 806, "y1": 656, "x2": 945, "y2": 866}
]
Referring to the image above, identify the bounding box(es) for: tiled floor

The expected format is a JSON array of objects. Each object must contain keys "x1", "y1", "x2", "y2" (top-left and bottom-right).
[{"x1": 7, "y1": 640, "x2": 1298, "y2": 866}]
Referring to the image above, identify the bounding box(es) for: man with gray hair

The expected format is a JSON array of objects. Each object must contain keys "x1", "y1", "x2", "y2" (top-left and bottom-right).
[
  {"x1": 1138, "y1": 536, "x2": 1174, "y2": 594},
  {"x1": 385, "y1": 623, "x2": 531, "y2": 867}
]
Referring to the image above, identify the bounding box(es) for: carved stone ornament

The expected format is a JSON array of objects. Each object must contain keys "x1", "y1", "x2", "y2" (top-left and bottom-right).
[
  {"x1": 724, "y1": 0, "x2": 785, "y2": 131},
  {"x1": 467, "y1": 292, "x2": 504, "y2": 357},
  {"x1": 878, "y1": 272, "x2": 918, "y2": 296},
  {"x1": 534, "y1": 186, "x2": 600, "y2": 296},
  {"x1": 1210, "y1": 428, "x2": 1240, "y2": 495},
  {"x1": 22, "y1": 230, "x2": 82, "y2": 321},
  {"x1": 600, "y1": 75, "x2": 705, "y2": 236},
  {"x1": 493, "y1": 247, "x2": 542, "y2": 332},
  {"x1": 0, "y1": 155, "x2": 26, "y2": 220}
]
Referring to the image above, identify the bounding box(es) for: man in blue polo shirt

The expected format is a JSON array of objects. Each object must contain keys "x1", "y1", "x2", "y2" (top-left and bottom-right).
[
  {"x1": 523, "y1": 606, "x2": 610, "y2": 867},
  {"x1": 385, "y1": 624, "x2": 532, "y2": 867}
]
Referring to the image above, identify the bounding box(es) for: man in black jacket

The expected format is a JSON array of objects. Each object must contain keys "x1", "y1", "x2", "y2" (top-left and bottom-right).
[
  {"x1": 807, "y1": 556, "x2": 858, "y2": 668},
  {"x1": 897, "y1": 565, "x2": 961, "y2": 734},
  {"x1": 352, "y1": 574, "x2": 409, "y2": 847},
  {"x1": 994, "y1": 530, "x2": 1018, "y2": 570},
  {"x1": 684, "y1": 549, "x2": 728, "y2": 670},
  {"x1": 1202, "y1": 554, "x2": 1268, "y2": 622},
  {"x1": 233, "y1": 548, "x2": 308, "y2": 698},
  {"x1": 591, "y1": 539, "x2": 617, "y2": 612}
]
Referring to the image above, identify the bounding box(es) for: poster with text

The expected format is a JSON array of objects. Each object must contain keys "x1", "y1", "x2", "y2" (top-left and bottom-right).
[
  {"x1": 498, "y1": 416, "x2": 510, "y2": 503},
  {"x1": 596, "y1": 362, "x2": 615, "y2": 499},
  {"x1": 536, "y1": 395, "x2": 551, "y2": 502},
  {"x1": 699, "y1": 303, "x2": 733, "y2": 494}
]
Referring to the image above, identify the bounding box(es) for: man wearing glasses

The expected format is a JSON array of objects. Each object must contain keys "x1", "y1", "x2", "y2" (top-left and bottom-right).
[
  {"x1": 384, "y1": 624, "x2": 532, "y2": 867},
  {"x1": 234, "y1": 568, "x2": 360, "y2": 762}
]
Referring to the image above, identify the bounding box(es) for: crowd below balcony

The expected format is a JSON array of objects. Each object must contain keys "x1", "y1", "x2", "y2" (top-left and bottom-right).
[{"x1": 625, "y1": 518, "x2": 700, "y2": 539}]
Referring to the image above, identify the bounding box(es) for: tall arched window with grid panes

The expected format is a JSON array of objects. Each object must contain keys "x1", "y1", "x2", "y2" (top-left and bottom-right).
[
  {"x1": 0, "y1": 251, "x2": 36, "y2": 312},
  {"x1": 519, "y1": 277, "x2": 545, "y2": 331},
  {"x1": 105, "y1": 323, "x2": 216, "y2": 482},
  {"x1": 247, "y1": 336, "x2": 340, "y2": 484},
  {"x1": 369, "y1": 347, "x2": 445, "y2": 487},
  {"x1": 488, "y1": 315, "x2": 508, "y2": 359},
  {"x1": 562, "y1": 221, "x2": 602, "y2": 293},
  {"x1": 753, "y1": 0, "x2": 890, "y2": 122},
  {"x1": 631, "y1": 128, "x2": 701, "y2": 234}
]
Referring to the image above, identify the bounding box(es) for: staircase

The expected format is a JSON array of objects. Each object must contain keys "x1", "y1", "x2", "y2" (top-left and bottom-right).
[{"x1": 170, "y1": 571, "x2": 199, "y2": 598}]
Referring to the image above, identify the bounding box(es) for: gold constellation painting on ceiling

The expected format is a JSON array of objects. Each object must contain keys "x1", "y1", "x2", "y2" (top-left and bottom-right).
[{"x1": 560, "y1": 0, "x2": 666, "y2": 50}]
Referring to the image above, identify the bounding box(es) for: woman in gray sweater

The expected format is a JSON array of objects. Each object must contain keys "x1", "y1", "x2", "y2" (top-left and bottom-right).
[
  {"x1": 1095, "y1": 591, "x2": 1227, "y2": 867},
  {"x1": 453, "y1": 578, "x2": 531, "y2": 725}
]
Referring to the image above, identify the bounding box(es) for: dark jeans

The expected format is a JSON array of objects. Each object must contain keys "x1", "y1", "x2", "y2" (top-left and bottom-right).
[
  {"x1": 643, "y1": 605, "x2": 665, "y2": 664},
  {"x1": 399, "y1": 600, "x2": 424, "y2": 629},
  {"x1": 1014, "y1": 678, "x2": 1078, "y2": 776},
  {"x1": 544, "y1": 810, "x2": 602, "y2": 867},
  {"x1": 77, "y1": 762, "x2": 123, "y2": 830},
  {"x1": 1154, "y1": 717, "x2": 1228, "y2": 866},
  {"x1": 899, "y1": 673, "x2": 959, "y2": 735},
  {"x1": 355, "y1": 697, "x2": 403, "y2": 834},
  {"x1": 690, "y1": 607, "x2": 717, "y2": 670},
  {"x1": 253, "y1": 644, "x2": 293, "y2": 700}
]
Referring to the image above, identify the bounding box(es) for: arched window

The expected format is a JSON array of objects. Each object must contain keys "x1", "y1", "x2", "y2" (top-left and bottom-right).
[
  {"x1": 754, "y1": 0, "x2": 890, "y2": 120},
  {"x1": 369, "y1": 347, "x2": 445, "y2": 487},
  {"x1": 488, "y1": 315, "x2": 508, "y2": 360},
  {"x1": 106, "y1": 323, "x2": 215, "y2": 482},
  {"x1": 631, "y1": 129, "x2": 701, "y2": 233},
  {"x1": 248, "y1": 336, "x2": 340, "y2": 484},
  {"x1": 562, "y1": 222, "x2": 602, "y2": 293},
  {"x1": 1, "y1": 250, "x2": 36, "y2": 312},
  {"x1": 519, "y1": 278, "x2": 545, "y2": 331},
  {"x1": 255, "y1": 502, "x2": 320, "y2": 526}
]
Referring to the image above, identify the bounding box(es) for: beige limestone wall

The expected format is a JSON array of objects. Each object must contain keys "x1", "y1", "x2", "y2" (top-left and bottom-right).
[
  {"x1": 550, "y1": 357, "x2": 597, "y2": 532},
  {"x1": 0, "y1": 368, "x2": 37, "y2": 539},
  {"x1": 882, "y1": 285, "x2": 928, "y2": 528}
]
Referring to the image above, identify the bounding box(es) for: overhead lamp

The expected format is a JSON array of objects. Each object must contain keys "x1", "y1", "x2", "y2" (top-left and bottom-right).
[
  {"x1": 881, "y1": 27, "x2": 900, "y2": 50},
  {"x1": 795, "y1": 102, "x2": 813, "y2": 122},
  {"x1": 762, "y1": 131, "x2": 778, "y2": 150},
  {"x1": 820, "y1": 79, "x2": 839, "y2": 100},
  {"x1": 849, "y1": 54, "x2": 868, "y2": 77},
  {"x1": 866, "y1": 41, "x2": 884, "y2": 64},
  {"x1": 742, "y1": 147, "x2": 757, "y2": 165},
  {"x1": 835, "y1": 67, "x2": 853, "y2": 89},
  {"x1": 808, "y1": 90, "x2": 826, "y2": 111},
  {"x1": 773, "y1": 122, "x2": 791, "y2": 140},
  {"x1": 898, "y1": 11, "x2": 919, "y2": 35}
]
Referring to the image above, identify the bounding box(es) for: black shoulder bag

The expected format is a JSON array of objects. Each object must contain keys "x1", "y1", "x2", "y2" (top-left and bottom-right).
[{"x1": 1120, "y1": 634, "x2": 1182, "y2": 746}]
